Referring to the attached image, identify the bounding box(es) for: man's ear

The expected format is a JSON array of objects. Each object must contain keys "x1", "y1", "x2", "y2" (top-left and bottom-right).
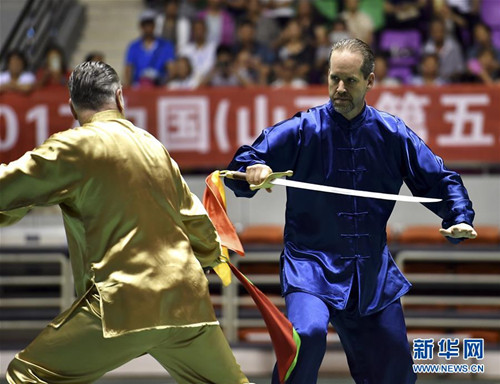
[
  {"x1": 116, "y1": 88, "x2": 125, "y2": 114},
  {"x1": 69, "y1": 99, "x2": 78, "y2": 120},
  {"x1": 366, "y1": 72, "x2": 375, "y2": 91}
]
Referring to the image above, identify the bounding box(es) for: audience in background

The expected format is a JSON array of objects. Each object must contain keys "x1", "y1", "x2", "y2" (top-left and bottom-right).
[
  {"x1": 467, "y1": 22, "x2": 500, "y2": 61},
  {"x1": 340, "y1": 0, "x2": 375, "y2": 46},
  {"x1": 124, "y1": 9, "x2": 176, "y2": 87},
  {"x1": 260, "y1": 0, "x2": 295, "y2": 27},
  {"x1": 411, "y1": 53, "x2": 446, "y2": 86},
  {"x1": 178, "y1": 18, "x2": 218, "y2": 87},
  {"x1": 295, "y1": 0, "x2": 325, "y2": 45},
  {"x1": 275, "y1": 18, "x2": 314, "y2": 82},
  {"x1": 0, "y1": 50, "x2": 35, "y2": 94},
  {"x1": 234, "y1": 49, "x2": 267, "y2": 85},
  {"x1": 329, "y1": 18, "x2": 352, "y2": 45},
  {"x1": 154, "y1": 0, "x2": 191, "y2": 51},
  {"x1": 310, "y1": 24, "x2": 332, "y2": 84},
  {"x1": 383, "y1": 0, "x2": 427, "y2": 30},
  {"x1": 423, "y1": 17, "x2": 465, "y2": 81},
  {"x1": 197, "y1": 0, "x2": 236, "y2": 46},
  {"x1": 166, "y1": 56, "x2": 198, "y2": 89},
  {"x1": 467, "y1": 47, "x2": 500, "y2": 84},
  {"x1": 200, "y1": 45, "x2": 251, "y2": 87},
  {"x1": 4, "y1": 0, "x2": 500, "y2": 92},
  {"x1": 373, "y1": 54, "x2": 401, "y2": 87},
  {"x1": 35, "y1": 45, "x2": 70, "y2": 89},
  {"x1": 245, "y1": 0, "x2": 281, "y2": 51},
  {"x1": 271, "y1": 57, "x2": 307, "y2": 88}
]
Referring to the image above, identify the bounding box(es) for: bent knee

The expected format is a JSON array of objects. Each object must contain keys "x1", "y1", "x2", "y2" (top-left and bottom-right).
[{"x1": 297, "y1": 324, "x2": 328, "y2": 347}]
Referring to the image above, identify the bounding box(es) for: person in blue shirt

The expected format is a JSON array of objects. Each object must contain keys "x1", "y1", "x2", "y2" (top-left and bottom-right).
[
  {"x1": 224, "y1": 38, "x2": 477, "y2": 384},
  {"x1": 124, "y1": 9, "x2": 175, "y2": 87}
]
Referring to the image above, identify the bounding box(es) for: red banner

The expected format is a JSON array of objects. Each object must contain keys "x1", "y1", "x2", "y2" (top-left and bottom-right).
[{"x1": 1, "y1": 85, "x2": 499, "y2": 169}]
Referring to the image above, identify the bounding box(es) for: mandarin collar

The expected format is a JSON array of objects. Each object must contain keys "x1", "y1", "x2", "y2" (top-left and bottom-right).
[
  {"x1": 89, "y1": 110, "x2": 125, "y2": 123},
  {"x1": 326, "y1": 100, "x2": 368, "y2": 130}
]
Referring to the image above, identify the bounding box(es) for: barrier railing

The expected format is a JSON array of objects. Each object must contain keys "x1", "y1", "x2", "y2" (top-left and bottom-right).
[{"x1": 0, "y1": 252, "x2": 73, "y2": 330}]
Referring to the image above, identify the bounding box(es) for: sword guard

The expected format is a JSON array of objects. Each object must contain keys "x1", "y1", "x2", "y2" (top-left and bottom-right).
[{"x1": 249, "y1": 170, "x2": 294, "y2": 191}]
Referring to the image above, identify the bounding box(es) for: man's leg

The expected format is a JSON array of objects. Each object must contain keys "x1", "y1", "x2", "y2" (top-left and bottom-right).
[
  {"x1": 148, "y1": 324, "x2": 249, "y2": 384},
  {"x1": 331, "y1": 299, "x2": 417, "y2": 384},
  {"x1": 6, "y1": 289, "x2": 160, "y2": 384},
  {"x1": 271, "y1": 291, "x2": 331, "y2": 384}
]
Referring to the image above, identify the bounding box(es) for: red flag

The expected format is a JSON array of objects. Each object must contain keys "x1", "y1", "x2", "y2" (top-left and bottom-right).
[
  {"x1": 228, "y1": 262, "x2": 300, "y2": 383},
  {"x1": 203, "y1": 171, "x2": 300, "y2": 383},
  {"x1": 203, "y1": 171, "x2": 244, "y2": 256}
]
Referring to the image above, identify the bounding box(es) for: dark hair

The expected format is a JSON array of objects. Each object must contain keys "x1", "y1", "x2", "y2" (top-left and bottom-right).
[
  {"x1": 216, "y1": 44, "x2": 233, "y2": 57},
  {"x1": 5, "y1": 49, "x2": 29, "y2": 71},
  {"x1": 68, "y1": 61, "x2": 121, "y2": 111},
  {"x1": 328, "y1": 38, "x2": 374, "y2": 79},
  {"x1": 44, "y1": 44, "x2": 68, "y2": 72}
]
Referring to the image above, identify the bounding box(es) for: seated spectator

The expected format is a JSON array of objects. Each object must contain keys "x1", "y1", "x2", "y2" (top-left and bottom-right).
[
  {"x1": 200, "y1": 45, "x2": 250, "y2": 87},
  {"x1": 0, "y1": 50, "x2": 35, "y2": 94},
  {"x1": 178, "y1": 18, "x2": 217, "y2": 87},
  {"x1": 124, "y1": 9, "x2": 175, "y2": 87},
  {"x1": 423, "y1": 17, "x2": 465, "y2": 81},
  {"x1": 35, "y1": 44, "x2": 70, "y2": 89},
  {"x1": 246, "y1": 0, "x2": 281, "y2": 51},
  {"x1": 467, "y1": 22, "x2": 500, "y2": 61},
  {"x1": 276, "y1": 18, "x2": 315, "y2": 81},
  {"x1": 411, "y1": 53, "x2": 446, "y2": 86},
  {"x1": 155, "y1": 0, "x2": 191, "y2": 51},
  {"x1": 374, "y1": 54, "x2": 401, "y2": 87},
  {"x1": 383, "y1": 0, "x2": 427, "y2": 30},
  {"x1": 271, "y1": 58, "x2": 308, "y2": 88},
  {"x1": 340, "y1": 0, "x2": 375, "y2": 46},
  {"x1": 467, "y1": 47, "x2": 500, "y2": 85},
  {"x1": 197, "y1": 0, "x2": 236, "y2": 46},
  {"x1": 166, "y1": 56, "x2": 198, "y2": 89},
  {"x1": 85, "y1": 51, "x2": 106, "y2": 62}
]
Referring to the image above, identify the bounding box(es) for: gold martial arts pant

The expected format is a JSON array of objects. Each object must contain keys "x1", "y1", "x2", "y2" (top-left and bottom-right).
[{"x1": 6, "y1": 289, "x2": 248, "y2": 384}]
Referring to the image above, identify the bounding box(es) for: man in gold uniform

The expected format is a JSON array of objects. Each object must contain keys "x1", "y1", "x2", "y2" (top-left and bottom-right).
[{"x1": 1, "y1": 61, "x2": 249, "y2": 384}]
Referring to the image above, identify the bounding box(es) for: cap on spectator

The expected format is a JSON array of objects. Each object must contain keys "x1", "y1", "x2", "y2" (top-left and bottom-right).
[{"x1": 139, "y1": 9, "x2": 156, "y2": 24}]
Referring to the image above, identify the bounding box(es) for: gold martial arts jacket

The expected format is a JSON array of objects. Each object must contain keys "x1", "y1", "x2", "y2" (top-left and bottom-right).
[{"x1": 0, "y1": 110, "x2": 222, "y2": 337}]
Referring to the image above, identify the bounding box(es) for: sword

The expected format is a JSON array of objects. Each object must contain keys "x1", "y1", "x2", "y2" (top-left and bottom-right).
[{"x1": 220, "y1": 170, "x2": 442, "y2": 204}]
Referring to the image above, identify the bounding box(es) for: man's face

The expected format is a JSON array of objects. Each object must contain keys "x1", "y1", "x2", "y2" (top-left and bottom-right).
[
  {"x1": 8, "y1": 54, "x2": 24, "y2": 77},
  {"x1": 141, "y1": 20, "x2": 155, "y2": 39},
  {"x1": 328, "y1": 50, "x2": 373, "y2": 120}
]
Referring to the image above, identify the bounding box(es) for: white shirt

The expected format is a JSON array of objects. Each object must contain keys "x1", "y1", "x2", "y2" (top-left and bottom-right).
[
  {"x1": 0, "y1": 71, "x2": 36, "y2": 86},
  {"x1": 178, "y1": 42, "x2": 217, "y2": 86}
]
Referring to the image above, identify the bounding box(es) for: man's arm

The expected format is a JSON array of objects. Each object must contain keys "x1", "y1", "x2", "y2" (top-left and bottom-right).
[
  {"x1": 0, "y1": 131, "x2": 83, "y2": 226},
  {"x1": 225, "y1": 115, "x2": 302, "y2": 197},
  {"x1": 398, "y1": 121, "x2": 475, "y2": 242}
]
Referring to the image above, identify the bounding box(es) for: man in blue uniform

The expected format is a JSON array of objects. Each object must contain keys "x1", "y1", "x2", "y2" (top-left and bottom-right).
[{"x1": 224, "y1": 39, "x2": 477, "y2": 384}]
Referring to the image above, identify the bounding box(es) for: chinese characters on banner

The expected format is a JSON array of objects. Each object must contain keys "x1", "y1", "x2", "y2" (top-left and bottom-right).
[{"x1": 1, "y1": 86, "x2": 499, "y2": 169}]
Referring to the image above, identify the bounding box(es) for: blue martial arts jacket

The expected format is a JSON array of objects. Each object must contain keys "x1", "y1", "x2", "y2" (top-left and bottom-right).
[{"x1": 225, "y1": 101, "x2": 475, "y2": 316}]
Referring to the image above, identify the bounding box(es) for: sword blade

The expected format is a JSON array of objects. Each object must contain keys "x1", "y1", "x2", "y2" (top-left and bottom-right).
[{"x1": 270, "y1": 178, "x2": 442, "y2": 203}]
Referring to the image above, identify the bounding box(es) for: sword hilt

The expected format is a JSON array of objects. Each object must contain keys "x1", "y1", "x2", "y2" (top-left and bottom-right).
[{"x1": 219, "y1": 170, "x2": 294, "y2": 190}]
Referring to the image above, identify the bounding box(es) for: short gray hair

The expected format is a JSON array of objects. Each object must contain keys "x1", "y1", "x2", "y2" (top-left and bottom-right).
[
  {"x1": 328, "y1": 38, "x2": 375, "y2": 79},
  {"x1": 68, "y1": 61, "x2": 121, "y2": 111}
]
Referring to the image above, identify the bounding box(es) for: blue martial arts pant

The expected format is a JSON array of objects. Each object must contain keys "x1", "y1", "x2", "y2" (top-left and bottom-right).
[{"x1": 271, "y1": 290, "x2": 417, "y2": 384}]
